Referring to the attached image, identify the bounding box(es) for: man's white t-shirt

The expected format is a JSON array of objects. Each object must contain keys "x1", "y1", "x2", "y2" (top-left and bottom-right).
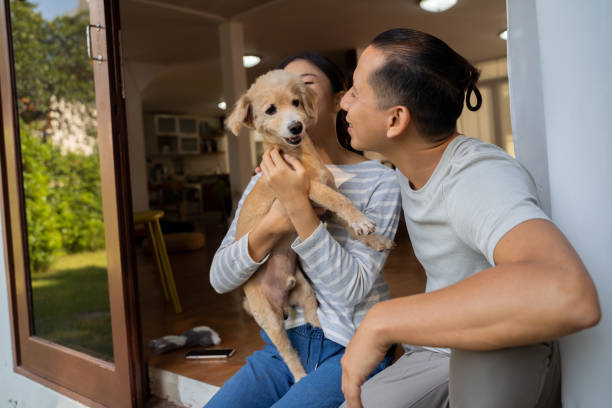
[{"x1": 396, "y1": 135, "x2": 550, "y2": 354}]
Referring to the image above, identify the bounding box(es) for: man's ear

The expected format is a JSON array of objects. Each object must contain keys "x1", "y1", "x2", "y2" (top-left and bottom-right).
[
  {"x1": 225, "y1": 94, "x2": 253, "y2": 136},
  {"x1": 386, "y1": 106, "x2": 410, "y2": 139}
]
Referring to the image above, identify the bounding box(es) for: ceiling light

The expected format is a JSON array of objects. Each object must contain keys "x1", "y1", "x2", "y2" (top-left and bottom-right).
[
  {"x1": 499, "y1": 29, "x2": 508, "y2": 40},
  {"x1": 218, "y1": 101, "x2": 226, "y2": 110},
  {"x1": 419, "y1": 0, "x2": 457, "y2": 13},
  {"x1": 243, "y1": 55, "x2": 261, "y2": 68}
]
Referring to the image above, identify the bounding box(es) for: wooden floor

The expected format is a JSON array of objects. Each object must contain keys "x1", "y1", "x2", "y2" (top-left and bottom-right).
[{"x1": 137, "y1": 214, "x2": 426, "y2": 389}]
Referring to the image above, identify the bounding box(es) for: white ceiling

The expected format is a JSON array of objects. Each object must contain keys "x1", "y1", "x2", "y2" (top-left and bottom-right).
[{"x1": 120, "y1": 0, "x2": 507, "y2": 115}]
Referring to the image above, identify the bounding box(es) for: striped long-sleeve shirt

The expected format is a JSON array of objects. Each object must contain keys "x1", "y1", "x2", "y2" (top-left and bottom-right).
[{"x1": 209, "y1": 159, "x2": 401, "y2": 347}]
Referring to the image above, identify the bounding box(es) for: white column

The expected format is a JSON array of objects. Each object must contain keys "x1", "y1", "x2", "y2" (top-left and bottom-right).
[
  {"x1": 507, "y1": 1, "x2": 612, "y2": 406},
  {"x1": 123, "y1": 61, "x2": 164, "y2": 212},
  {"x1": 219, "y1": 21, "x2": 253, "y2": 209}
]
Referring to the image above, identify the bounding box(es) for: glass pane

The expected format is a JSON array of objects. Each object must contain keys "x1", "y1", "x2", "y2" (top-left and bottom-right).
[
  {"x1": 178, "y1": 118, "x2": 197, "y2": 134},
  {"x1": 9, "y1": 0, "x2": 113, "y2": 362}
]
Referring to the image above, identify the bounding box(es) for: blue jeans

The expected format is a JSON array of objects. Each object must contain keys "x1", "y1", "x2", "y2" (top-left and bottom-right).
[{"x1": 204, "y1": 324, "x2": 395, "y2": 408}]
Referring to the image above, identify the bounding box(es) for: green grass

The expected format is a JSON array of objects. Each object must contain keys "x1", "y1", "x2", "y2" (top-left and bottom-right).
[{"x1": 30, "y1": 250, "x2": 114, "y2": 361}]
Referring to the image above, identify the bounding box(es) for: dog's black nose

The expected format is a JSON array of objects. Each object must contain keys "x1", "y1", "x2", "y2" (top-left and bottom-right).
[{"x1": 288, "y1": 121, "x2": 303, "y2": 135}]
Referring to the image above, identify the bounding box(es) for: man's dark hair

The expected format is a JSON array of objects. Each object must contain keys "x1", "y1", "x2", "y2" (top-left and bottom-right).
[
  {"x1": 370, "y1": 28, "x2": 482, "y2": 142},
  {"x1": 278, "y1": 51, "x2": 361, "y2": 154}
]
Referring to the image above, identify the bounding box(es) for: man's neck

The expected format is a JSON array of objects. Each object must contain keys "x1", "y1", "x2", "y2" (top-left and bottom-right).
[{"x1": 386, "y1": 132, "x2": 458, "y2": 190}]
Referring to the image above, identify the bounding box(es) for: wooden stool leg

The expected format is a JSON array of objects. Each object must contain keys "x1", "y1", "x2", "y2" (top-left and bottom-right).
[
  {"x1": 152, "y1": 219, "x2": 183, "y2": 313},
  {"x1": 147, "y1": 221, "x2": 169, "y2": 300}
]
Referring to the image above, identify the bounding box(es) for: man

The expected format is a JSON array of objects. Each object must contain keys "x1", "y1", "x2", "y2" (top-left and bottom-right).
[{"x1": 339, "y1": 28, "x2": 600, "y2": 408}]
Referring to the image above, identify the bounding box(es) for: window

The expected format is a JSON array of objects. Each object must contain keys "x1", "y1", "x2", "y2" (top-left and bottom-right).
[{"x1": 0, "y1": 0, "x2": 141, "y2": 405}]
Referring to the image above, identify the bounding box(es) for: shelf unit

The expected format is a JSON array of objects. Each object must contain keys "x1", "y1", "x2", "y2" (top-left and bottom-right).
[
  {"x1": 154, "y1": 115, "x2": 200, "y2": 155},
  {"x1": 145, "y1": 113, "x2": 229, "y2": 177}
]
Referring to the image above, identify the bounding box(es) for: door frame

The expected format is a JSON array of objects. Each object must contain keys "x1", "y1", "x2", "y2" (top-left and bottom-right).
[{"x1": 0, "y1": 0, "x2": 144, "y2": 406}]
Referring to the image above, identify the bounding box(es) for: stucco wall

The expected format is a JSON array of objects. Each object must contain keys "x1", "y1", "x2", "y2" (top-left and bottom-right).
[
  {"x1": 507, "y1": 0, "x2": 612, "y2": 406},
  {"x1": 0, "y1": 216, "x2": 85, "y2": 407}
]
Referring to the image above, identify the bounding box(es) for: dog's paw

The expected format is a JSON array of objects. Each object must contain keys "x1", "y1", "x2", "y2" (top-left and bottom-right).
[
  {"x1": 350, "y1": 215, "x2": 376, "y2": 236},
  {"x1": 359, "y1": 233, "x2": 395, "y2": 251}
]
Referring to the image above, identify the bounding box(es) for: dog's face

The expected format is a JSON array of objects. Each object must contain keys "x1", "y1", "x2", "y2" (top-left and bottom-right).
[{"x1": 225, "y1": 70, "x2": 317, "y2": 148}]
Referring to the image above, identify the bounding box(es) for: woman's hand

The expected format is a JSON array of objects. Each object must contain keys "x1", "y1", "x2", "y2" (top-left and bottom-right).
[
  {"x1": 260, "y1": 148, "x2": 310, "y2": 205},
  {"x1": 260, "y1": 147, "x2": 321, "y2": 241},
  {"x1": 255, "y1": 161, "x2": 327, "y2": 219}
]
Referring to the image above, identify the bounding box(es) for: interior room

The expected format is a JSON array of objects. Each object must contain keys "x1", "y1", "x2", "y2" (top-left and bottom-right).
[
  {"x1": 117, "y1": 0, "x2": 510, "y2": 404},
  {"x1": 4, "y1": 0, "x2": 610, "y2": 406}
]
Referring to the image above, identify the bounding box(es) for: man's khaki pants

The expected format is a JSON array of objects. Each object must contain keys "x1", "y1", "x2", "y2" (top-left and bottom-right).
[{"x1": 341, "y1": 341, "x2": 561, "y2": 408}]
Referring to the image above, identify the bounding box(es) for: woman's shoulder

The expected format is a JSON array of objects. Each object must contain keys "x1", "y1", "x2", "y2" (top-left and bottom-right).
[{"x1": 328, "y1": 160, "x2": 399, "y2": 191}]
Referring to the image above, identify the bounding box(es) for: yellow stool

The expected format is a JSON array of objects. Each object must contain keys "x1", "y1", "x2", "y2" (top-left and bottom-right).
[{"x1": 134, "y1": 210, "x2": 182, "y2": 313}]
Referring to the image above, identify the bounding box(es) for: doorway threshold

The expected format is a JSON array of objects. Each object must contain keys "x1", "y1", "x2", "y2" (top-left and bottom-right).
[{"x1": 149, "y1": 366, "x2": 219, "y2": 407}]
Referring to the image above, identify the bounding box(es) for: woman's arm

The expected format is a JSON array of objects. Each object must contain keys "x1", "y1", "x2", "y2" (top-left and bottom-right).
[
  {"x1": 261, "y1": 149, "x2": 402, "y2": 305},
  {"x1": 209, "y1": 174, "x2": 293, "y2": 293},
  {"x1": 260, "y1": 148, "x2": 321, "y2": 241},
  {"x1": 292, "y1": 175, "x2": 400, "y2": 306}
]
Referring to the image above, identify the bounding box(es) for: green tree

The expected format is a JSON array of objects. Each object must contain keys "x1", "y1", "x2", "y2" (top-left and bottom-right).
[
  {"x1": 10, "y1": 0, "x2": 105, "y2": 271},
  {"x1": 10, "y1": 0, "x2": 94, "y2": 124}
]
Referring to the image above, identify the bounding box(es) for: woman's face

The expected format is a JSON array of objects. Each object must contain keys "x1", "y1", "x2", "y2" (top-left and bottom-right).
[{"x1": 283, "y1": 59, "x2": 340, "y2": 127}]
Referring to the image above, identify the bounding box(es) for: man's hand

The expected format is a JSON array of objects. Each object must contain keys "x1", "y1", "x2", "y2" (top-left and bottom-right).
[{"x1": 341, "y1": 308, "x2": 390, "y2": 408}]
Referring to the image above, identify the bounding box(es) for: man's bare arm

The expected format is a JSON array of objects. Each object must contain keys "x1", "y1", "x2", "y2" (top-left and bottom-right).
[
  {"x1": 341, "y1": 218, "x2": 600, "y2": 407},
  {"x1": 363, "y1": 218, "x2": 600, "y2": 349}
]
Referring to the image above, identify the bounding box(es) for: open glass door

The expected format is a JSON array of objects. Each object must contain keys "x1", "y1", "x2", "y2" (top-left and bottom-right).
[{"x1": 0, "y1": 0, "x2": 141, "y2": 406}]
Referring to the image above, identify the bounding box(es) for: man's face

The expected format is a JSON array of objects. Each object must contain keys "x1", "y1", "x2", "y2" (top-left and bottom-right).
[{"x1": 340, "y1": 46, "x2": 390, "y2": 152}]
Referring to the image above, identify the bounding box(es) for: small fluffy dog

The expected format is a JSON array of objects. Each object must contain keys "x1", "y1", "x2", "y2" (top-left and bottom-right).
[{"x1": 226, "y1": 70, "x2": 393, "y2": 381}]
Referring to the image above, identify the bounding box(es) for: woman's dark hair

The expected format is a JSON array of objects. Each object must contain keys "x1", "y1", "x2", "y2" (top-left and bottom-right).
[
  {"x1": 278, "y1": 51, "x2": 361, "y2": 154},
  {"x1": 370, "y1": 28, "x2": 482, "y2": 142}
]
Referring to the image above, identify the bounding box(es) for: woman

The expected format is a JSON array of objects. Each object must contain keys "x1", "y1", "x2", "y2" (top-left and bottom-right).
[{"x1": 206, "y1": 52, "x2": 401, "y2": 408}]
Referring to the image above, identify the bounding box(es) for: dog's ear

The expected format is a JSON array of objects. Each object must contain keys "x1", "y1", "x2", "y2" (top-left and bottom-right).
[
  {"x1": 299, "y1": 83, "x2": 318, "y2": 120},
  {"x1": 225, "y1": 94, "x2": 253, "y2": 136}
]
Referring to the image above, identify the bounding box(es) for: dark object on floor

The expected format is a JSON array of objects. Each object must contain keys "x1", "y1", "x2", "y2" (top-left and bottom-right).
[{"x1": 149, "y1": 326, "x2": 221, "y2": 354}]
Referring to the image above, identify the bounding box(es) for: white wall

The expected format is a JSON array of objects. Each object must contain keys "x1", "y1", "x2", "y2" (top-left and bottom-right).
[
  {"x1": 0, "y1": 217, "x2": 85, "y2": 407},
  {"x1": 507, "y1": 0, "x2": 612, "y2": 406},
  {"x1": 506, "y1": 0, "x2": 551, "y2": 215}
]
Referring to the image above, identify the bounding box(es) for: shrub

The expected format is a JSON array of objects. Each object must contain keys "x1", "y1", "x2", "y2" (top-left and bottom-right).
[
  {"x1": 20, "y1": 120, "x2": 106, "y2": 272},
  {"x1": 20, "y1": 121, "x2": 62, "y2": 271}
]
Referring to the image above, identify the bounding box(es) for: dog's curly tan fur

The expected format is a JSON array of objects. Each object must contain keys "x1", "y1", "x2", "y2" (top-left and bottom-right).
[{"x1": 225, "y1": 70, "x2": 393, "y2": 382}]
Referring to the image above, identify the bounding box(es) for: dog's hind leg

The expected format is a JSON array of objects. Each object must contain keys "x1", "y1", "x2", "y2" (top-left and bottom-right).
[
  {"x1": 288, "y1": 267, "x2": 321, "y2": 328},
  {"x1": 259, "y1": 313, "x2": 307, "y2": 382},
  {"x1": 244, "y1": 283, "x2": 307, "y2": 382}
]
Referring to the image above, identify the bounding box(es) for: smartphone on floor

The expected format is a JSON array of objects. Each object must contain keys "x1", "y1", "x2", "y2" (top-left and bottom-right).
[{"x1": 185, "y1": 348, "x2": 235, "y2": 359}]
